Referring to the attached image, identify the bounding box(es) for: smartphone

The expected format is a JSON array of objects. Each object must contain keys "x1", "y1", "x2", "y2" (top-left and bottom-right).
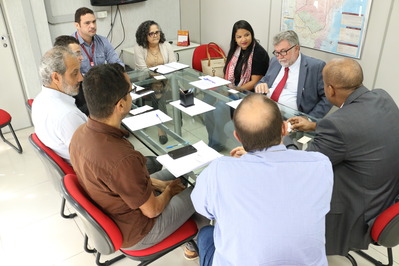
[{"x1": 168, "y1": 145, "x2": 197, "y2": 159}]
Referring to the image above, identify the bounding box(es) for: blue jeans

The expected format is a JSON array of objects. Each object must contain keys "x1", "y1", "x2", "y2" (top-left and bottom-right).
[{"x1": 198, "y1": 225, "x2": 215, "y2": 266}]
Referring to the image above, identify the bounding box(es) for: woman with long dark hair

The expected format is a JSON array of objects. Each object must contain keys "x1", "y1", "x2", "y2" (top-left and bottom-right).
[{"x1": 224, "y1": 20, "x2": 269, "y2": 91}]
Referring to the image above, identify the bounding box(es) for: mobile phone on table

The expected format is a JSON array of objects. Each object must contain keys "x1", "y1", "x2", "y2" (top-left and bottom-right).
[{"x1": 167, "y1": 145, "x2": 197, "y2": 159}]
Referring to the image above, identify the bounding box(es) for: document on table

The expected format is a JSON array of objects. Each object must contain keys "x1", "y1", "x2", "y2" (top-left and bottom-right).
[
  {"x1": 122, "y1": 109, "x2": 172, "y2": 131},
  {"x1": 149, "y1": 62, "x2": 189, "y2": 74},
  {"x1": 156, "y1": 141, "x2": 223, "y2": 177},
  {"x1": 129, "y1": 105, "x2": 153, "y2": 116},
  {"x1": 169, "y1": 98, "x2": 215, "y2": 116},
  {"x1": 130, "y1": 83, "x2": 154, "y2": 100},
  {"x1": 189, "y1": 75, "x2": 231, "y2": 90},
  {"x1": 226, "y1": 99, "x2": 243, "y2": 109}
]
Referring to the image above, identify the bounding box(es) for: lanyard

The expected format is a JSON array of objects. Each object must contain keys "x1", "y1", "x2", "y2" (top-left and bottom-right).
[{"x1": 75, "y1": 32, "x2": 95, "y2": 67}]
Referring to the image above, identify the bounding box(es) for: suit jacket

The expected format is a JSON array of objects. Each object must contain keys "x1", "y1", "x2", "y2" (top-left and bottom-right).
[
  {"x1": 308, "y1": 86, "x2": 399, "y2": 255},
  {"x1": 258, "y1": 54, "x2": 332, "y2": 118}
]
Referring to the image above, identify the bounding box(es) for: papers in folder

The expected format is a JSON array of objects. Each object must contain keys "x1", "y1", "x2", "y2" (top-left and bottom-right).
[
  {"x1": 156, "y1": 141, "x2": 223, "y2": 177},
  {"x1": 189, "y1": 75, "x2": 231, "y2": 90},
  {"x1": 149, "y1": 62, "x2": 189, "y2": 74},
  {"x1": 122, "y1": 110, "x2": 172, "y2": 131}
]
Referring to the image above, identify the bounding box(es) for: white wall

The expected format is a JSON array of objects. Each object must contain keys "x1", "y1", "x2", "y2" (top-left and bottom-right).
[
  {"x1": 45, "y1": 0, "x2": 180, "y2": 57},
  {"x1": 193, "y1": 0, "x2": 399, "y2": 104}
]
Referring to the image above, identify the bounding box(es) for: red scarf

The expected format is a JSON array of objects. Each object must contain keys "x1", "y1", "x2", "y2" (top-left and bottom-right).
[{"x1": 224, "y1": 43, "x2": 255, "y2": 87}]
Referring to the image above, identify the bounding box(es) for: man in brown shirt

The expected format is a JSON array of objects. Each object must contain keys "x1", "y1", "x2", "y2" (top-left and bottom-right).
[{"x1": 69, "y1": 64, "x2": 195, "y2": 251}]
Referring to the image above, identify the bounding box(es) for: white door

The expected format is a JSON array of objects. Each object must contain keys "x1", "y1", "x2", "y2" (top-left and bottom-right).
[{"x1": 0, "y1": 4, "x2": 31, "y2": 131}]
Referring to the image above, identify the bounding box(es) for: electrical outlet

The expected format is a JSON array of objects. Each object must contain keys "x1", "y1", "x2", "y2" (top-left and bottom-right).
[{"x1": 96, "y1": 11, "x2": 107, "y2": 19}]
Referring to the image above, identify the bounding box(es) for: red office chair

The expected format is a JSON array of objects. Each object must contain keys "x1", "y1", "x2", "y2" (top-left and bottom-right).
[
  {"x1": 192, "y1": 42, "x2": 226, "y2": 72},
  {"x1": 26, "y1": 99, "x2": 34, "y2": 113},
  {"x1": 29, "y1": 133, "x2": 77, "y2": 219},
  {"x1": 0, "y1": 109, "x2": 23, "y2": 153},
  {"x1": 61, "y1": 173, "x2": 199, "y2": 266},
  {"x1": 347, "y1": 200, "x2": 399, "y2": 266}
]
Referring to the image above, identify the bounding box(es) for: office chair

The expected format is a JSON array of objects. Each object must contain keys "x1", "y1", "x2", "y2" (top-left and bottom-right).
[
  {"x1": 347, "y1": 200, "x2": 399, "y2": 266},
  {"x1": 192, "y1": 42, "x2": 226, "y2": 72},
  {"x1": 26, "y1": 99, "x2": 34, "y2": 113},
  {"x1": 29, "y1": 133, "x2": 77, "y2": 219},
  {"x1": 61, "y1": 173, "x2": 199, "y2": 266},
  {"x1": 0, "y1": 109, "x2": 23, "y2": 153}
]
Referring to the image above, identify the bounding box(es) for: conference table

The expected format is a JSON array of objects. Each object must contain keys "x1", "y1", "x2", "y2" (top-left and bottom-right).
[{"x1": 123, "y1": 67, "x2": 318, "y2": 160}]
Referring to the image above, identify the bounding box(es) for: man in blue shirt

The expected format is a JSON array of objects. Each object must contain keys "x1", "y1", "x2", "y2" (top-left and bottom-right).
[
  {"x1": 73, "y1": 7, "x2": 124, "y2": 75},
  {"x1": 191, "y1": 94, "x2": 334, "y2": 266}
]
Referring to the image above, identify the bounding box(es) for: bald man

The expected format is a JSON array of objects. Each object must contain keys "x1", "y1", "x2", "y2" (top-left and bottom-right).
[
  {"x1": 192, "y1": 94, "x2": 333, "y2": 266},
  {"x1": 288, "y1": 58, "x2": 399, "y2": 255}
]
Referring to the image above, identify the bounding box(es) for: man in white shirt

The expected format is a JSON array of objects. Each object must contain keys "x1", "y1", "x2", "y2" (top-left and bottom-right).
[
  {"x1": 255, "y1": 30, "x2": 332, "y2": 119},
  {"x1": 32, "y1": 46, "x2": 87, "y2": 163}
]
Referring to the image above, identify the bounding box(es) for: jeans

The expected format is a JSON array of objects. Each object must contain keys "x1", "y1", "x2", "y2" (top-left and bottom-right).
[{"x1": 198, "y1": 225, "x2": 215, "y2": 266}]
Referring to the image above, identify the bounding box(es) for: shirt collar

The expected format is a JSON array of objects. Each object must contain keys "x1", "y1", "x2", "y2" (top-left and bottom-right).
[
  {"x1": 41, "y1": 85, "x2": 76, "y2": 104},
  {"x1": 249, "y1": 144, "x2": 287, "y2": 154},
  {"x1": 86, "y1": 117, "x2": 129, "y2": 138}
]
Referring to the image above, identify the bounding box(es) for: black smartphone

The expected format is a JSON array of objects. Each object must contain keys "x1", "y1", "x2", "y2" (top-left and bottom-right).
[{"x1": 167, "y1": 145, "x2": 197, "y2": 159}]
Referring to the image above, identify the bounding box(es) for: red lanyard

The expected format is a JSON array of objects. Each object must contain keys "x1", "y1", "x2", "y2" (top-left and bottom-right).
[{"x1": 75, "y1": 32, "x2": 95, "y2": 67}]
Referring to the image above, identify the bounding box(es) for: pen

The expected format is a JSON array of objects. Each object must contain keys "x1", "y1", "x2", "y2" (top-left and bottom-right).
[
  {"x1": 156, "y1": 113, "x2": 163, "y2": 123},
  {"x1": 166, "y1": 143, "x2": 184, "y2": 149},
  {"x1": 179, "y1": 88, "x2": 185, "y2": 94},
  {"x1": 203, "y1": 77, "x2": 216, "y2": 84}
]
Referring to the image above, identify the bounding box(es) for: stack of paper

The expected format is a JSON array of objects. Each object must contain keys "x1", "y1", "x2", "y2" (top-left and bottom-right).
[
  {"x1": 149, "y1": 62, "x2": 189, "y2": 74},
  {"x1": 156, "y1": 141, "x2": 223, "y2": 177},
  {"x1": 122, "y1": 109, "x2": 172, "y2": 131},
  {"x1": 189, "y1": 75, "x2": 231, "y2": 90},
  {"x1": 226, "y1": 99, "x2": 243, "y2": 109}
]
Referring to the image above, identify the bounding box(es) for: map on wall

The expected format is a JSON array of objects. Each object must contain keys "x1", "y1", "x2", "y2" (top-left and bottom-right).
[{"x1": 281, "y1": 0, "x2": 373, "y2": 58}]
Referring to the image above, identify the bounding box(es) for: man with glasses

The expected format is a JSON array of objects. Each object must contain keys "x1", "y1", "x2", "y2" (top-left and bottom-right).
[
  {"x1": 255, "y1": 30, "x2": 332, "y2": 118},
  {"x1": 70, "y1": 64, "x2": 198, "y2": 258},
  {"x1": 72, "y1": 7, "x2": 124, "y2": 76}
]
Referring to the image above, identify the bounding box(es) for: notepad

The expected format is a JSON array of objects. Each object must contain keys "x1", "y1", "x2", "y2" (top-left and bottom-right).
[
  {"x1": 189, "y1": 75, "x2": 231, "y2": 90},
  {"x1": 169, "y1": 98, "x2": 215, "y2": 116},
  {"x1": 122, "y1": 110, "x2": 172, "y2": 131},
  {"x1": 149, "y1": 62, "x2": 189, "y2": 74}
]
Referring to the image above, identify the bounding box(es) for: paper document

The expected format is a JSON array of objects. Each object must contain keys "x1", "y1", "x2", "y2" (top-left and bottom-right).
[
  {"x1": 169, "y1": 98, "x2": 215, "y2": 116},
  {"x1": 189, "y1": 75, "x2": 231, "y2": 90},
  {"x1": 130, "y1": 83, "x2": 154, "y2": 100},
  {"x1": 129, "y1": 105, "x2": 153, "y2": 116},
  {"x1": 226, "y1": 99, "x2": 243, "y2": 109},
  {"x1": 156, "y1": 141, "x2": 223, "y2": 177},
  {"x1": 122, "y1": 109, "x2": 172, "y2": 131},
  {"x1": 149, "y1": 62, "x2": 189, "y2": 74}
]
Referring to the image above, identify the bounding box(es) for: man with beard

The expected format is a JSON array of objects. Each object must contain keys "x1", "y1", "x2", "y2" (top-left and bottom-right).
[
  {"x1": 255, "y1": 30, "x2": 331, "y2": 118},
  {"x1": 72, "y1": 7, "x2": 124, "y2": 76},
  {"x1": 32, "y1": 46, "x2": 86, "y2": 163}
]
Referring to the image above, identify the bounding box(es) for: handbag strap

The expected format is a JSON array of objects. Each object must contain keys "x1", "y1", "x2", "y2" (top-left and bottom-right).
[{"x1": 206, "y1": 42, "x2": 226, "y2": 61}]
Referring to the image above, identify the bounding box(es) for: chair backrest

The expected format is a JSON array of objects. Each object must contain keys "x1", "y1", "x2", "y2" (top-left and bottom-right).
[
  {"x1": 192, "y1": 42, "x2": 226, "y2": 72},
  {"x1": 62, "y1": 174, "x2": 123, "y2": 254},
  {"x1": 29, "y1": 133, "x2": 75, "y2": 192},
  {"x1": 26, "y1": 99, "x2": 34, "y2": 113},
  {"x1": 371, "y1": 201, "x2": 399, "y2": 247}
]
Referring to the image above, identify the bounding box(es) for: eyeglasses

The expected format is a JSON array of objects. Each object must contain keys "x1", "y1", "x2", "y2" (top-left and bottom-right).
[
  {"x1": 272, "y1": 44, "x2": 297, "y2": 57},
  {"x1": 148, "y1": 31, "x2": 161, "y2": 37},
  {"x1": 114, "y1": 85, "x2": 136, "y2": 105}
]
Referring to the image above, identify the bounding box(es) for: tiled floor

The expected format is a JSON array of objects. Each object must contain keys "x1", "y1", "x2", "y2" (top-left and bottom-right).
[{"x1": 0, "y1": 127, "x2": 398, "y2": 266}]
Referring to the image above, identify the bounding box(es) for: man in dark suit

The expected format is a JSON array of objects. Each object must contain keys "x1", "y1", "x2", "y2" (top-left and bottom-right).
[
  {"x1": 288, "y1": 58, "x2": 399, "y2": 255},
  {"x1": 255, "y1": 30, "x2": 332, "y2": 118}
]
